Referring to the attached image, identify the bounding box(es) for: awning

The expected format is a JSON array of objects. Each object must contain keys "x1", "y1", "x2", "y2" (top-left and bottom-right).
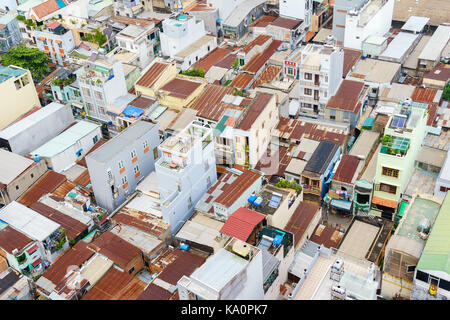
[
  {"x1": 31, "y1": 258, "x2": 42, "y2": 268},
  {"x1": 27, "y1": 244, "x2": 38, "y2": 254},
  {"x1": 371, "y1": 196, "x2": 398, "y2": 209},
  {"x1": 330, "y1": 199, "x2": 352, "y2": 212},
  {"x1": 398, "y1": 201, "x2": 408, "y2": 218}
]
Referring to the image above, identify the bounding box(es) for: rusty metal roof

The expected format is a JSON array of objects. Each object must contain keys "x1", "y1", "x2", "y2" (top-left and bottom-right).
[
  {"x1": 160, "y1": 78, "x2": 202, "y2": 99},
  {"x1": 236, "y1": 92, "x2": 273, "y2": 130},
  {"x1": 137, "y1": 283, "x2": 173, "y2": 300},
  {"x1": 242, "y1": 40, "x2": 282, "y2": 74},
  {"x1": 326, "y1": 80, "x2": 365, "y2": 112},
  {"x1": 82, "y1": 267, "x2": 146, "y2": 300},
  {"x1": 194, "y1": 47, "x2": 232, "y2": 72},
  {"x1": 214, "y1": 169, "x2": 262, "y2": 207},
  {"x1": 157, "y1": 249, "x2": 206, "y2": 286},
  {"x1": 331, "y1": 155, "x2": 360, "y2": 184},
  {"x1": 230, "y1": 73, "x2": 254, "y2": 90},
  {"x1": 30, "y1": 202, "x2": 88, "y2": 241},
  {"x1": 411, "y1": 87, "x2": 440, "y2": 104},
  {"x1": 135, "y1": 62, "x2": 170, "y2": 88},
  {"x1": 0, "y1": 225, "x2": 33, "y2": 253},
  {"x1": 189, "y1": 84, "x2": 234, "y2": 121},
  {"x1": 285, "y1": 202, "x2": 320, "y2": 248},
  {"x1": 87, "y1": 231, "x2": 142, "y2": 269},
  {"x1": 251, "y1": 65, "x2": 282, "y2": 88},
  {"x1": 18, "y1": 171, "x2": 66, "y2": 207},
  {"x1": 343, "y1": 49, "x2": 361, "y2": 77}
]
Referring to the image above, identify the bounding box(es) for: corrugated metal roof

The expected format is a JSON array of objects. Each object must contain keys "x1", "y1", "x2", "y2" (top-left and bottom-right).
[
  {"x1": 18, "y1": 171, "x2": 66, "y2": 207},
  {"x1": 417, "y1": 194, "x2": 450, "y2": 274},
  {"x1": 0, "y1": 149, "x2": 34, "y2": 185},
  {"x1": 285, "y1": 202, "x2": 320, "y2": 248},
  {"x1": 30, "y1": 202, "x2": 88, "y2": 241},
  {"x1": 82, "y1": 267, "x2": 146, "y2": 300},
  {"x1": 0, "y1": 201, "x2": 60, "y2": 242},
  {"x1": 87, "y1": 231, "x2": 141, "y2": 269},
  {"x1": 0, "y1": 225, "x2": 33, "y2": 253},
  {"x1": 137, "y1": 283, "x2": 173, "y2": 300},
  {"x1": 135, "y1": 62, "x2": 169, "y2": 88},
  {"x1": 157, "y1": 249, "x2": 206, "y2": 286},
  {"x1": 219, "y1": 207, "x2": 266, "y2": 241},
  {"x1": 332, "y1": 155, "x2": 360, "y2": 184}
]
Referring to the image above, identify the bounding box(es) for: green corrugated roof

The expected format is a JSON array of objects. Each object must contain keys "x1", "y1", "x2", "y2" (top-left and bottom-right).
[
  {"x1": 215, "y1": 115, "x2": 229, "y2": 136},
  {"x1": 398, "y1": 200, "x2": 408, "y2": 217},
  {"x1": 417, "y1": 194, "x2": 450, "y2": 274}
]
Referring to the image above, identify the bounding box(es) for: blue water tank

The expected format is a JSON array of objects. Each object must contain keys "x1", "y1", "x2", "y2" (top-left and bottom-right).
[
  {"x1": 273, "y1": 235, "x2": 283, "y2": 246},
  {"x1": 180, "y1": 243, "x2": 190, "y2": 251}
]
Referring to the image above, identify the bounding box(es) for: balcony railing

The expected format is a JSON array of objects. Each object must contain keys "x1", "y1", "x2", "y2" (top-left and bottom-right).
[{"x1": 301, "y1": 64, "x2": 320, "y2": 71}]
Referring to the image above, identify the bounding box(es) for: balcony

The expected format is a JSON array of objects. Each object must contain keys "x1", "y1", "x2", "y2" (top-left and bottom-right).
[
  {"x1": 302, "y1": 184, "x2": 321, "y2": 195},
  {"x1": 299, "y1": 80, "x2": 320, "y2": 87},
  {"x1": 301, "y1": 64, "x2": 320, "y2": 71}
]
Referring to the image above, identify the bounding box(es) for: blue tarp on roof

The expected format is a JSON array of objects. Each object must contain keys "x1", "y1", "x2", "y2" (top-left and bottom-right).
[
  {"x1": 56, "y1": 0, "x2": 67, "y2": 9},
  {"x1": 248, "y1": 195, "x2": 257, "y2": 204},
  {"x1": 363, "y1": 117, "x2": 374, "y2": 128},
  {"x1": 122, "y1": 106, "x2": 144, "y2": 118},
  {"x1": 330, "y1": 199, "x2": 352, "y2": 212}
]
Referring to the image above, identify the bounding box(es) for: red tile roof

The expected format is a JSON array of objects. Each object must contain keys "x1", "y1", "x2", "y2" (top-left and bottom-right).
[
  {"x1": 0, "y1": 226, "x2": 33, "y2": 254},
  {"x1": 160, "y1": 78, "x2": 202, "y2": 99},
  {"x1": 87, "y1": 231, "x2": 141, "y2": 269},
  {"x1": 32, "y1": 0, "x2": 67, "y2": 19},
  {"x1": 17, "y1": 171, "x2": 66, "y2": 207},
  {"x1": 135, "y1": 62, "x2": 170, "y2": 88},
  {"x1": 331, "y1": 155, "x2": 360, "y2": 184},
  {"x1": 326, "y1": 80, "x2": 365, "y2": 112},
  {"x1": 219, "y1": 207, "x2": 266, "y2": 242},
  {"x1": 285, "y1": 202, "x2": 320, "y2": 247}
]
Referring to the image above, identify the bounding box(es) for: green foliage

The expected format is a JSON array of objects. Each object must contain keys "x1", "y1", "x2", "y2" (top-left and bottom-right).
[
  {"x1": 232, "y1": 59, "x2": 239, "y2": 68},
  {"x1": 1, "y1": 46, "x2": 49, "y2": 81},
  {"x1": 52, "y1": 79, "x2": 63, "y2": 86},
  {"x1": 223, "y1": 79, "x2": 232, "y2": 86},
  {"x1": 69, "y1": 239, "x2": 76, "y2": 247},
  {"x1": 443, "y1": 83, "x2": 450, "y2": 101},
  {"x1": 181, "y1": 67, "x2": 205, "y2": 77},
  {"x1": 233, "y1": 88, "x2": 248, "y2": 97},
  {"x1": 93, "y1": 28, "x2": 107, "y2": 47},
  {"x1": 276, "y1": 179, "x2": 302, "y2": 194},
  {"x1": 380, "y1": 135, "x2": 392, "y2": 146}
]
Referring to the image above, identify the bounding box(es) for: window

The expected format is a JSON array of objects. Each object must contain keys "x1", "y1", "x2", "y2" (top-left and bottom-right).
[
  {"x1": 133, "y1": 165, "x2": 140, "y2": 174},
  {"x1": 14, "y1": 79, "x2": 22, "y2": 90},
  {"x1": 131, "y1": 150, "x2": 137, "y2": 159},
  {"x1": 439, "y1": 278, "x2": 450, "y2": 291},
  {"x1": 304, "y1": 88, "x2": 312, "y2": 95},
  {"x1": 31, "y1": 173, "x2": 34, "y2": 179},
  {"x1": 187, "y1": 196, "x2": 192, "y2": 208},
  {"x1": 287, "y1": 67, "x2": 294, "y2": 76},
  {"x1": 304, "y1": 73, "x2": 312, "y2": 80},
  {"x1": 324, "y1": 90, "x2": 327, "y2": 98},
  {"x1": 206, "y1": 176, "x2": 211, "y2": 188},
  {"x1": 86, "y1": 103, "x2": 94, "y2": 112},
  {"x1": 153, "y1": 147, "x2": 158, "y2": 159},
  {"x1": 118, "y1": 160, "x2": 124, "y2": 169},
  {"x1": 82, "y1": 87, "x2": 91, "y2": 97},
  {"x1": 94, "y1": 91, "x2": 103, "y2": 100},
  {"x1": 99, "y1": 107, "x2": 106, "y2": 115},
  {"x1": 16, "y1": 185, "x2": 19, "y2": 190},
  {"x1": 325, "y1": 75, "x2": 328, "y2": 83},
  {"x1": 343, "y1": 111, "x2": 350, "y2": 119},
  {"x1": 406, "y1": 265, "x2": 416, "y2": 273},
  {"x1": 380, "y1": 183, "x2": 397, "y2": 194},
  {"x1": 440, "y1": 186, "x2": 450, "y2": 192},
  {"x1": 93, "y1": 135, "x2": 98, "y2": 144},
  {"x1": 21, "y1": 75, "x2": 30, "y2": 86},
  {"x1": 382, "y1": 167, "x2": 399, "y2": 178},
  {"x1": 143, "y1": 140, "x2": 148, "y2": 149},
  {"x1": 128, "y1": 267, "x2": 135, "y2": 274},
  {"x1": 121, "y1": 176, "x2": 128, "y2": 185}
]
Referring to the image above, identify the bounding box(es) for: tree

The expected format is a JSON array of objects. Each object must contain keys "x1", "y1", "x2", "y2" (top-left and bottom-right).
[
  {"x1": 93, "y1": 28, "x2": 107, "y2": 47},
  {"x1": 443, "y1": 83, "x2": 450, "y2": 101},
  {"x1": 1, "y1": 46, "x2": 49, "y2": 82},
  {"x1": 180, "y1": 67, "x2": 205, "y2": 77}
]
